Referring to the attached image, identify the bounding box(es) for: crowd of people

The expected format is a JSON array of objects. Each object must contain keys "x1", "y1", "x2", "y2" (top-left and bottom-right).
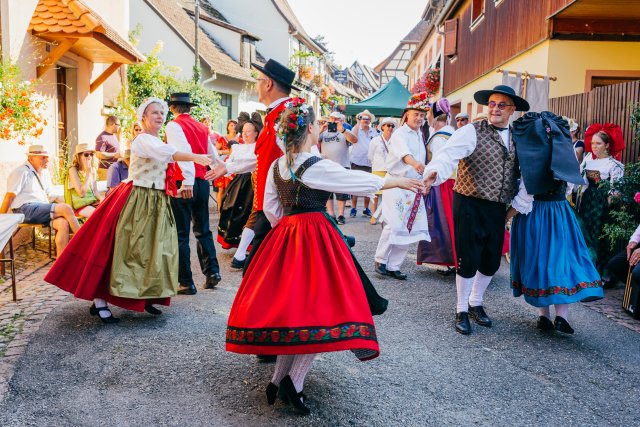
[{"x1": 1, "y1": 56, "x2": 636, "y2": 416}]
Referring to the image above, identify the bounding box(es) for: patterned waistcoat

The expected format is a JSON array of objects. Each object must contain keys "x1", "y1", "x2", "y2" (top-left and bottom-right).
[
  {"x1": 453, "y1": 120, "x2": 518, "y2": 204},
  {"x1": 273, "y1": 156, "x2": 330, "y2": 214}
]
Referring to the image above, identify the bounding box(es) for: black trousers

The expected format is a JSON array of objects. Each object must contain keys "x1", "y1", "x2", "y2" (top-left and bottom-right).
[
  {"x1": 453, "y1": 193, "x2": 506, "y2": 278},
  {"x1": 243, "y1": 210, "x2": 271, "y2": 275},
  {"x1": 170, "y1": 178, "x2": 220, "y2": 286},
  {"x1": 605, "y1": 249, "x2": 640, "y2": 284}
]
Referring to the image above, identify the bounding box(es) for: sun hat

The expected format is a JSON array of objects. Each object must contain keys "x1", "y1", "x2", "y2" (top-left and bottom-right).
[{"x1": 27, "y1": 145, "x2": 49, "y2": 157}]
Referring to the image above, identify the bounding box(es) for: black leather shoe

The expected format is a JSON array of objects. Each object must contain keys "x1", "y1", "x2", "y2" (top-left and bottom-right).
[
  {"x1": 455, "y1": 312, "x2": 471, "y2": 335},
  {"x1": 144, "y1": 305, "x2": 162, "y2": 315},
  {"x1": 204, "y1": 273, "x2": 221, "y2": 289},
  {"x1": 89, "y1": 304, "x2": 120, "y2": 324},
  {"x1": 437, "y1": 267, "x2": 456, "y2": 277},
  {"x1": 554, "y1": 316, "x2": 574, "y2": 334},
  {"x1": 537, "y1": 316, "x2": 554, "y2": 331},
  {"x1": 266, "y1": 382, "x2": 278, "y2": 405},
  {"x1": 177, "y1": 284, "x2": 197, "y2": 295},
  {"x1": 256, "y1": 355, "x2": 277, "y2": 363},
  {"x1": 374, "y1": 262, "x2": 388, "y2": 276},
  {"x1": 468, "y1": 305, "x2": 492, "y2": 327},
  {"x1": 230, "y1": 257, "x2": 245, "y2": 270},
  {"x1": 388, "y1": 270, "x2": 407, "y2": 280},
  {"x1": 279, "y1": 375, "x2": 310, "y2": 415}
]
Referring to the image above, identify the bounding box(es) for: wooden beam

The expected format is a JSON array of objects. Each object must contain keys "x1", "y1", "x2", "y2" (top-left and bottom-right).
[
  {"x1": 554, "y1": 18, "x2": 640, "y2": 35},
  {"x1": 36, "y1": 39, "x2": 78, "y2": 78},
  {"x1": 89, "y1": 62, "x2": 122, "y2": 93}
]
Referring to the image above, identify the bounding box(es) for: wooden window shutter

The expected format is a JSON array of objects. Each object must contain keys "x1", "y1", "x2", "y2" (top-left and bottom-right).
[{"x1": 444, "y1": 19, "x2": 458, "y2": 57}]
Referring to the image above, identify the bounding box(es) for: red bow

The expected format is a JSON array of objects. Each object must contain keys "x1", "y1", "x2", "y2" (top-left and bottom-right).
[{"x1": 584, "y1": 123, "x2": 625, "y2": 160}]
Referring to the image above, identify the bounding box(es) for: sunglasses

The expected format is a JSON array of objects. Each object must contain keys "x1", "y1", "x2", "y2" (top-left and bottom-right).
[
  {"x1": 488, "y1": 101, "x2": 514, "y2": 110},
  {"x1": 82, "y1": 153, "x2": 94, "y2": 158},
  {"x1": 456, "y1": 118, "x2": 468, "y2": 122},
  {"x1": 383, "y1": 124, "x2": 395, "y2": 128}
]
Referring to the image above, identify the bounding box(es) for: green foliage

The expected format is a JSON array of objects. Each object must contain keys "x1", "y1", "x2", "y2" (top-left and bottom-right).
[
  {"x1": 126, "y1": 41, "x2": 181, "y2": 108},
  {"x1": 602, "y1": 162, "x2": 640, "y2": 249},
  {"x1": 630, "y1": 101, "x2": 640, "y2": 146},
  {"x1": 169, "y1": 79, "x2": 221, "y2": 123}
]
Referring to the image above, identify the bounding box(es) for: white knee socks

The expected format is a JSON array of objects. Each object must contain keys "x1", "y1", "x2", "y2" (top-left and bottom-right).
[
  {"x1": 469, "y1": 272, "x2": 493, "y2": 307},
  {"x1": 270, "y1": 354, "x2": 316, "y2": 393},
  {"x1": 235, "y1": 228, "x2": 255, "y2": 261},
  {"x1": 456, "y1": 275, "x2": 474, "y2": 313},
  {"x1": 554, "y1": 304, "x2": 569, "y2": 319},
  {"x1": 271, "y1": 355, "x2": 294, "y2": 385}
]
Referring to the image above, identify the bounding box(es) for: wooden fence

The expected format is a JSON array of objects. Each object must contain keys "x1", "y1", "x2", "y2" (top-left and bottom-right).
[{"x1": 548, "y1": 80, "x2": 640, "y2": 163}]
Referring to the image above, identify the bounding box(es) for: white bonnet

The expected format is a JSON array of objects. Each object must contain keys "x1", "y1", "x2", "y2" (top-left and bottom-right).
[{"x1": 137, "y1": 97, "x2": 168, "y2": 122}]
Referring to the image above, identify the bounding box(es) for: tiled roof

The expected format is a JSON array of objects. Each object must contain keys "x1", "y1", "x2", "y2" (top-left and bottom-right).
[
  {"x1": 198, "y1": 0, "x2": 229, "y2": 23},
  {"x1": 29, "y1": 0, "x2": 144, "y2": 63},
  {"x1": 145, "y1": 0, "x2": 253, "y2": 82},
  {"x1": 401, "y1": 20, "x2": 430, "y2": 43}
]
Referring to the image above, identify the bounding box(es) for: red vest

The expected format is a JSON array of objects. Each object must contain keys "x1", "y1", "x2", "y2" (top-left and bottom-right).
[
  {"x1": 173, "y1": 114, "x2": 210, "y2": 179},
  {"x1": 254, "y1": 98, "x2": 290, "y2": 211}
]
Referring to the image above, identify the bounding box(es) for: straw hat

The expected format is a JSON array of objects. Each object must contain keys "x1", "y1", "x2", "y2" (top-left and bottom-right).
[
  {"x1": 27, "y1": 145, "x2": 49, "y2": 157},
  {"x1": 356, "y1": 109, "x2": 376, "y2": 123},
  {"x1": 74, "y1": 143, "x2": 95, "y2": 156}
]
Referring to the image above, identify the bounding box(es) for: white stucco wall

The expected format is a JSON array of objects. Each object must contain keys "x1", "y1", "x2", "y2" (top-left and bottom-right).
[
  {"x1": 208, "y1": 0, "x2": 290, "y2": 64},
  {"x1": 198, "y1": 20, "x2": 242, "y2": 63}
]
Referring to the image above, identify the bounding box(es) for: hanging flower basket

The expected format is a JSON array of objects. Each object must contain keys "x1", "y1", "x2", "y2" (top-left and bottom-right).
[
  {"x1": 0, "y1": 61, "x2": 47, "y2": 144},
  {"x1": 411, "y1": 67, "x2": 440, "y2": 96},
  {"x1": 298, "y1": 65, "x2": 315, "y2": 82}
]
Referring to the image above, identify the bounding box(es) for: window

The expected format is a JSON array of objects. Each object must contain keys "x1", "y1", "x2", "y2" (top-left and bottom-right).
[
  {"x1": 443, "y1": 19, "x2": 458, "y2": 57},
  {"x1": 471, "y1": 0, "x2": 485, "y2": 25}
]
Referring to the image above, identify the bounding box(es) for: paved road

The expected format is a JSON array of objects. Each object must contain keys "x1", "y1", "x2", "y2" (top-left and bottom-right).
[{"x1": 1, "y1": 213, "x2": 639, "y2": 426}]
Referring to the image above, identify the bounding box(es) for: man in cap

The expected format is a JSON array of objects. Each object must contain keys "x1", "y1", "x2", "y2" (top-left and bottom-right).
[
  {"x1": 206, "y1": 59, "x2": 297, "y2": 274},
  {"x1": 319, "y1": 111, "x2": 357, "y2": 224},
  {"x1": 0, "y1": 145, "x2": 81, "y2": 255},
  {"x1": 424, "y1": 85, "x2": 533, "y2": 335},
  {"x1": 349, "y1": 110, "x2": 379, "y2": 218},
  {"x1": 375, "y1": 93, "x2": 431, "y2": 280},
  {"x1": 455, "y1": 112, "x2": 469, "y2": 129},
  {"x1": 166, "y1": 92, "x2": 221, "y2": 295}
]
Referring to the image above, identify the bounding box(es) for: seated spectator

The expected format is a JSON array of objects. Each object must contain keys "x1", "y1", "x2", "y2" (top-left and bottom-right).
[
  {"x1": 67, "y1": 144, "x2": 103, "y2": 219},
  {"x1": 106, "y1": 149, "x2": 131, "y2": 194},
  {"x1": 0, "y1": 145, "x2": 81, "y2": 255},
  {"x1": 131, "y1": 122, "x2": 143, "y2": 139},
  {"x1": 602, "y1": 224, "x2": 640, "y2": 289}
]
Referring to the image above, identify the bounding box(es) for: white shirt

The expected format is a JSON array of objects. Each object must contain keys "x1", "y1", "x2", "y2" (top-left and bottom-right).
[
  {"x1": 226, "y1": 143, "x2": 256, "y2": 172},
  {"x1": 7, "y1": 162, "x2": 52, "y2": 209},
  {"x1": 264, "y1": 152, "x2": 385, "y2": 226},
  {"x1": 350, "y1": 127, "x2": 378, "y2": 167},
  {"x1": 319, "y1": 131, "x2": 350, "y2": 167},
  {"x1": 165, "y1": 120, "x2": 195, "y2": 186},
  {"x1": 630, "y1": 224, "x2": 640, "y2": 244},
  {"x1": 385, "y1": 123, "x2": 426, "y2": 179},
  {"x1": 368, "y1": 134, "x2": 391, "y2": 172}
]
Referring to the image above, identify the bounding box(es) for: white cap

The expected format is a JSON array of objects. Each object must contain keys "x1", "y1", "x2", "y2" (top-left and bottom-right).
[
  {"x1": 380, "y1": 117, "x2": 397, "y2": 127},
  {"x1": 455, "y1": 112, "x2": 469, "y2": 120},
  {"x1": 329, "y1": 111, "x2": 342, "y2": 119}
]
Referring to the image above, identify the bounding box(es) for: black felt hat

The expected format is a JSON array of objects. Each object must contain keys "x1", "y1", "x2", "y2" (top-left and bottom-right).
[
  {"x1": 168, "y1": 92, "x2": 197, "y2": 107},
  {"x1": 251, "y1": 59, "x2": 300, "y2": 91},
  {"x1": 473, "y1": 85, "x2": 530, "y2": 112}
]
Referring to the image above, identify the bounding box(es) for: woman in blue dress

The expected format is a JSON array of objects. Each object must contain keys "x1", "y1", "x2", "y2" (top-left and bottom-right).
[{"x1": 509, "y1": 112, "x2": 604, "y2": 334}]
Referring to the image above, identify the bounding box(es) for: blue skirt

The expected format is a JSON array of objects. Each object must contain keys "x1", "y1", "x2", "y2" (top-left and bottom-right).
[{"x1": 511, "y1": 200, "x2": 603, "y2": 307}]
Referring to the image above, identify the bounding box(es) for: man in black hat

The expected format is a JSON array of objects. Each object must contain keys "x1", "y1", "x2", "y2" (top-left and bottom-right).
[
  {"x1": 206, "y1": 59, "x2": 297, "y2": 272},
  {"x1": 166, "y1": 92, "x2": 221, "y2": 295},
  {"x1": 424, "y1": 85, "x2": 533, "y2": 335}
]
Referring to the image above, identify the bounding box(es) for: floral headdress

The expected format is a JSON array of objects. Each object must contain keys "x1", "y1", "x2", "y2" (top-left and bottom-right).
[
  {"x1": 404, "y1": 92, "x2": 431, "y2": 113},
  {"x1": 276, "y1": 97, "x2": 310, "y2": 141}
]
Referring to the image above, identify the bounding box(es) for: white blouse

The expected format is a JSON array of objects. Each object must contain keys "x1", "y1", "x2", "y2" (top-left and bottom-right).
[
  {"x1": 368, "y1": 134, "x2": 391, "y2": 172},
  {"x1": 226, "y1": 143, "x2": 256, "y2": 172},
  {"x1": 571, "y1": 152, "x2": 624, "y2": 194},
  {"x1": 264, "y1": 152, "x2": 385, "y2": 226},
  {"x1": 131, "y1": 133, "x2": 177, "y2": 163}
]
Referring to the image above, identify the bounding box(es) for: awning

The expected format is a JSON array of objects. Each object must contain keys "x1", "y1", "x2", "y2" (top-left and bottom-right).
[
  {"x1": 344, "y1": 77, "x2": 411, "y2": 117},
  {"x1": 29, "y1": 0, "x2": 145, "y2": 92},
  {"x1": 548, "y1": 0, "x2": 640, "y2": 37}
]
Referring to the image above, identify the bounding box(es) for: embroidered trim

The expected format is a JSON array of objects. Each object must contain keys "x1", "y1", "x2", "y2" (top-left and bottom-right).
[
  {"x1": 226, "y1": 322, "x2": 377, "y2": 346},
  {"x1": 511, "y1": 280, "x2": 602, "y2": 298}
]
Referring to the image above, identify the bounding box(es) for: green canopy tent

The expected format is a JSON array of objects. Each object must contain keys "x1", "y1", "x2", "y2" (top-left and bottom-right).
[{"x1": 344, "y1": 77, "x2": 411, "y2": 118}]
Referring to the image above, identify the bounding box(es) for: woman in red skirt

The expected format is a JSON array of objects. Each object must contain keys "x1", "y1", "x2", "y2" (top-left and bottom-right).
[{"x1": 225, "y1": 98, "x2": 424, "y2": 414}]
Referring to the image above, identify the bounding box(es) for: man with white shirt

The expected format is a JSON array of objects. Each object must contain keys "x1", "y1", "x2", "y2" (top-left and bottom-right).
[
  {"x1": 166, "y1": 92, "x2": 221, "y2": 295},
  {"x1": 424, "y1": 85, "x2": 532, "y2": 335},
  {"x1": 0, "y1": 145, "x2": 81, "y2": 255},
  {"x1": 349, "y1": 110, "x2": 379, "y2": 218}
]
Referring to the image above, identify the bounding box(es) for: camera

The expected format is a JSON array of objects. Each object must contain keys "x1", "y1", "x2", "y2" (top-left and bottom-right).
[{"x1": 327, "y1": 122, "x2": 337, "y2": 132}]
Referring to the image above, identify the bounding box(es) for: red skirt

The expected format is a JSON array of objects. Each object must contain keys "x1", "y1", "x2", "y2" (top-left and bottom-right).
[
  {"x1": 44, "y1": 182, "x2": 171, "y2": 312},
  {"x1": 226, "y1": 212, "x2": 379, "y2": 361}
]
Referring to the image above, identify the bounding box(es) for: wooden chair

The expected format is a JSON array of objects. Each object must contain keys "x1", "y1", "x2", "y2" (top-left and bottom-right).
[
  {"x1": 18, "y1": 223, "x2": 54, "y2": 259},
  {"x1": 1, "y1": 237, "x2": 18, "y2": 301}
]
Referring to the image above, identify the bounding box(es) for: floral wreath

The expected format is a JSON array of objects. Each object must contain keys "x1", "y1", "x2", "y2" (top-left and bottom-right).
[
  {"x1": 277, "y1": 97, "x2": 311, "y2": 142},
  {"x1": 405, "y1": 92, "x2": 431, "y2": 112}
]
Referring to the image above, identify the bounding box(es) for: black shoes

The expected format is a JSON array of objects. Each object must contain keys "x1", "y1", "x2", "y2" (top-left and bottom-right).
[
  {"x1": 387, "y1": 270, "x2": 407, "y2": 280},
  {"x1": 374, "y1": 262, "x2": 388, "y2": 276},
  {"x1": 468, "y1": 305, "x2": 492, "y2": 327},
  {"x1": 337, "y1": 215, "x2": 346, "y2": 225},
  {"x1": 177, "y1": 284, "x2": 197, "y2": 295},
  {"x1": 257, "y1": 355, "x2": 277, "y2": 363},
  {"x1": 266, "y1": 382, "x2": 278, "y2": 405},
  {"x1": 89, "y1": 304, "x2": 120, "y2": 324},
  {"x1": 537, "y1": 316, "x2": 555, "y2": 331},
  {"x1": 437, "y1": 267, "x2": 456, "y2": 277},
  {"x1": 554, "y1": 316, "x2": 574, "y2": 334},
  {"x1": 230, "y1": 257, "x2": 245, "y2": 270},
  {"x1": 455, "y1": 312, "x2": 471, "y2": 335},
  {"x1": 144, "y1": 305, "x2": 162, "y2": 315},
  {"x1": 204, "y1": 273, "x2": 221, "y2": 289},
  {"x1": 279, "y1": 375, "x2": 310, "y2": 415}
]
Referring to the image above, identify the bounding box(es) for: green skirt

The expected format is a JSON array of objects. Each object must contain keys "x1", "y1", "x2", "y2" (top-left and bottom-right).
[{"x1": 109, "y1": 186, "x2": 178, "y2": 299}]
